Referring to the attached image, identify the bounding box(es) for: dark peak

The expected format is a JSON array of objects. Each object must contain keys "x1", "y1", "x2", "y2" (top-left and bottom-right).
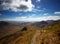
[
  {"x1": 34, "y1": 21, "x2": 48, "y2": 25},
  {"x1": 0, "y1": 21, "x2": 9, "y2": 26},
  {"x1": 40, "y1": 21, "x2": 48, "y2": 24}
]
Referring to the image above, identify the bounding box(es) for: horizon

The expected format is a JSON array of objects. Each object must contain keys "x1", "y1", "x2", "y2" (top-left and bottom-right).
[{"x1": 0, "y1": 19, "x2": 60, "y2": 23}]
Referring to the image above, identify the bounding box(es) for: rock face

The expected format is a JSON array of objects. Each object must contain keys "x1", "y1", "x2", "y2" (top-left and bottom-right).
[{"x1": 0, "y1": 20, "x2": 60, "y2": 44}]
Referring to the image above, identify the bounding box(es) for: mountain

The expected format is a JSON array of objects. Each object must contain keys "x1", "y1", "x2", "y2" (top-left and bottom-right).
[
  {"x1": 0, "y1": 21, "x2": 21, "y2": 39},
  {"x1": 6, "y1": 21, "x2": 32, "y2": 27},
  {"x1": 0, "y1": 21, "x2": 9, "y2": 26},
  {"x1": 31, "y1": 20, "x2": 60, "y2": 28},
  {"x1": 0, "y1": 20, "x2": 60, "y2": 44},
  {"x1": 31, "y1": 21, "x2": 48, "y2": 28}
]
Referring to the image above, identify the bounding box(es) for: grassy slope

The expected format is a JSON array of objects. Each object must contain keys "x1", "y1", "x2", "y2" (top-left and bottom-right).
[
  {"x1": 0, "y1": 24, "x2": 23, "y2": 39},
  {"x1": 0, "y1": 22, "x2": 60, "y2": 44}
]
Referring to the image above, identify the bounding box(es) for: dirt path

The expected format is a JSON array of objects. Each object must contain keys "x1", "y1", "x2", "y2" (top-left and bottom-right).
[{"x1": 31, "y1": 30, "x2": 41, "y2": 44}]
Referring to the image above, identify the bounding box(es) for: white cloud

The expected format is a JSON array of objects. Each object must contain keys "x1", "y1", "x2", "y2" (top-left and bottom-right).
[
  {"x1": 0, "y1": 14, "x2": 2, "y2": 16},
  {"x1": 29, "y1": 14, "x2": 36, "y2": 17},
  {"x1": 37, "y1": 6, "x2": 40, "y2": 8},
  {"x1": 54, "y1": 12, "x2": 60, "y2": 14},
  {"x1": 0, "y1": 0, "x2": 35, "y2": 12},
  {"x1": 1, "y1": 16, "x2": 60, "y2": 22},
  {"x1": 17, "y1": 16, "x2": 27, "y2": 19},
  {"x1": 36, "y1": 0, "x2": 40, "y2": 2},
  {"x1": 32, "y1": 8, "x2": 44, "y2": 13},
  {"x1": 43, "y1": 13, "x2": 48, "y2": 16}
]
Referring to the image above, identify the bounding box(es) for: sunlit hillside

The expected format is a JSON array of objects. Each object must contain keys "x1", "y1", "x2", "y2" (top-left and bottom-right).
[{"x1": 0, "y1": 20, "x2": 60, "y2": 44}]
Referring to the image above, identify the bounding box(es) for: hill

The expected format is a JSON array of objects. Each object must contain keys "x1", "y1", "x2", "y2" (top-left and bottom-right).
[
  {"x1": 0, "y1": 20, "x2": 60, "y2": 44},
  {"x1": 0, "y1": 21, "x2": 22, "y2": 39}
]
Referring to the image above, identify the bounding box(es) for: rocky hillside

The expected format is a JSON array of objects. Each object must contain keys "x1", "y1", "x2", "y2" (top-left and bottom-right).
[{"x1": 0, "y1": 20, "x2": 60, "y2": 44}]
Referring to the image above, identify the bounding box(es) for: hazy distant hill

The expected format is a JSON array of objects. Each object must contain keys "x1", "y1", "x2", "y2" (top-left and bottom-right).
[
  {"x1": 0, "y1": 20, "x2": 60, "y2": 44},
  {"x1": 31, "y1": 20, "x2": 60, "y2": 28},
  {"x1": 0, "y1": 21, "x2": 21, "y2": 39},
  {"x1": 6, "y1": 21, "x2": 32, "y2": 27}
]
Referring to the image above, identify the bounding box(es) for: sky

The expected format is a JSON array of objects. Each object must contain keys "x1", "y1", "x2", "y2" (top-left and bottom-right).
[{"x1": 0, "y1": 0, "x2": 60, "y2": 22}]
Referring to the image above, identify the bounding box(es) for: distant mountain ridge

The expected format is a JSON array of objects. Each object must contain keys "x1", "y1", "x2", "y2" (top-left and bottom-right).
[
  {"x1": 0, "y1": 20, "x2": 60, "y2": 27},
  {"x1": 31, "y1": 20, "x2": 60, "y2": 28}
]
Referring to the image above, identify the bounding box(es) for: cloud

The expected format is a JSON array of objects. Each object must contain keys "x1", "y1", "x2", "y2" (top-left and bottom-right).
[
  {"x1": 36, "y1": 0, "x2": 40, "y2": 2},
  {"x1": 1, "y1": 16, "x2": 60, "y2": 22},
  {"x1": 0, "y1": 13, "x2": 2, "y2": 16},
  {"x1": 17, "y1": 16, "x2": 27, "y2": 18},
  {"x1": 31, "y1": 8, "x2": 44, "y2": 13},
  {"x1": 43, "y1": 13, "x2": 48, "y2": 16},
  {"x1": 0, "y1": 0, "x2": 34, "y2": 12},
  {"x1": 54, "y1": 12, "x2": 60, "y2": 14}
]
